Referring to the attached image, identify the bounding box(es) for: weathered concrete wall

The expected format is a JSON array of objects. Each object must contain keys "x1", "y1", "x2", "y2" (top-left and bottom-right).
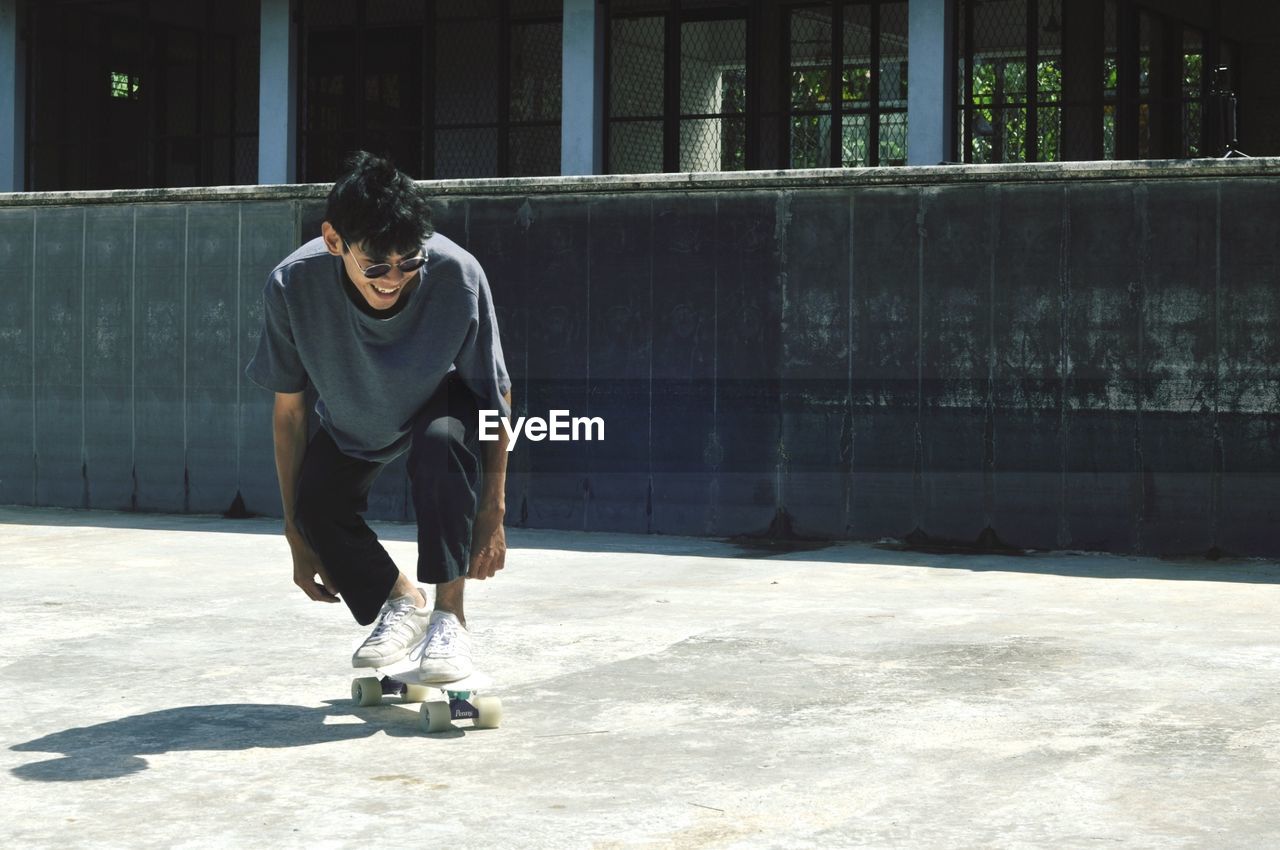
[{"x1": 2, "y1": 161, "x2": 1278, "y2": 557}]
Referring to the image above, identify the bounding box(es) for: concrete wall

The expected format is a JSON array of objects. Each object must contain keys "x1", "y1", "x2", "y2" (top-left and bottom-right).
[{"x1": 2, "y1": 161, "x2": 1278, "y2": 557}]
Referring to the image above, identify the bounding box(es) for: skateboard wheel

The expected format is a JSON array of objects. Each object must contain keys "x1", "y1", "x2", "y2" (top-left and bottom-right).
[
  {"x1": 421, "y1": 701, "x2": 452, "y2": 733},
  {"x1": 401, "y1": 684, "x2": 434, "y2": 703},
  {"x1": 472, "y1": 696, "x2": 503, "y2": 729},
  {"x1": 352, "y1": 677, "x2": 383, "y2": 707}
]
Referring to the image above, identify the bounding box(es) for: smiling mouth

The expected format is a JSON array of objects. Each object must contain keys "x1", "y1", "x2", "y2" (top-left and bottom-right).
[{"x1": 371, "y1": 283, "x2": 400, "y2": 295}]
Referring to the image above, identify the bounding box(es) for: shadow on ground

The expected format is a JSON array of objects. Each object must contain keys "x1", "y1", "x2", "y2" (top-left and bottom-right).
[
  {"x1": 3, "y1": 507, "x2": 1277, "y2": 585},
  {"x1": 9, "y1": 700, "x2": 472, "y2": 782}
]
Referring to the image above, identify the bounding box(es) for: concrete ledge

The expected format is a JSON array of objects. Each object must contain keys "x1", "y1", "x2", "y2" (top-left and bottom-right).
[{"x1": 0, "y1": 158, "x2": 1277, "y2": 206}]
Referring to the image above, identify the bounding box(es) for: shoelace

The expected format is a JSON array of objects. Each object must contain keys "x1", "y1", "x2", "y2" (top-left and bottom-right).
[
  {"x1": 417, "y1": 618, "x2": 459, "y2": 658},
  {"x1": 367, "y1": 599, "x2": 414, "y2": 642}
]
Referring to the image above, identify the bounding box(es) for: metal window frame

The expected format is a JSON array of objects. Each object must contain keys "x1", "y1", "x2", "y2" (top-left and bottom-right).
[
  {"x1": 422, "y1": 2, "x2": 434, "y2": 177},
  {"x1": 677, "y1": 5, "x2": 750, "y2": 172},
  {"x1": 958, "y1": 0, "x2": 1226, "y2": 164},
  {"x1": 1128, "y1": 5, "x2": 1212, "y2": 159},
  {"x1": 604, "y1": 0, "x2": 752, "y2": 174},
  {"x1": 1025, "y1": 0, "x2": 1039, "y2": 161},
  {"x1": 26, "y1": 0, "x2": 245, "y2": 189},
  {"x1": 428, "y1": 6, "x2": 562, "y2": 178},
  {"x1": 298, "y1": 1, "x2": 562, "y2": 181},
  {"x1": 298, "y1": 1, "x2": 425, "y2": 179},
  {"x1": 958, "y1": 0, "x2": 1041, "y2": 164},
  {"x1": 783, "y1": 1, "x2": 899, "y2": 170}
]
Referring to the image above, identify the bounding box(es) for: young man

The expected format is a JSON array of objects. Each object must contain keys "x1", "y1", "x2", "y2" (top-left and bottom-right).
[{"x1": 245, "y1": 151, "x2": 512, "y2": 682}]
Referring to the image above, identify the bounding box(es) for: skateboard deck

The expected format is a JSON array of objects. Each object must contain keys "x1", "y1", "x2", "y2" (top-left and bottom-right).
[{"x1": 350, "y1": 654, "x2": 502, "y2": 733}]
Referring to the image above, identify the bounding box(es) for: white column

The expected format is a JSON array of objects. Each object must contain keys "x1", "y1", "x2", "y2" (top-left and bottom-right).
[
  {"x1": 258, "y1": 0, "x2": 298, "y2": 185},
  {"x1": 0, "y1": 0, "x2": 24, "y2": 191},
  {"x1": 561, "y1": 0, "x2": 604, "y2": 175},
  {"x1": 907, "y1": 0, "x2": 955, "y2": 166}
]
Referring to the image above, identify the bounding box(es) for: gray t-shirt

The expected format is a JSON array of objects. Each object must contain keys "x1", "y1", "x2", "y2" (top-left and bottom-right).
[{"x1": 245, "y1": 232, "x2": 511, "y2": 463}]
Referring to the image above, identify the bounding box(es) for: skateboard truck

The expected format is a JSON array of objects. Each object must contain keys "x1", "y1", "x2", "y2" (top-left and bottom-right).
[{"x1": 350, "y1": 667, "x2": 502, "y2": 734}]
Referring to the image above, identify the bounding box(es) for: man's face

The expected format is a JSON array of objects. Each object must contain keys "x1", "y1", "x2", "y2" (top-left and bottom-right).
[
  {"x1": 341, "y1": 240, "x2": 423, "y2": 310},
  {"x1": 322, "y1": 220, "x2": 423, "y2": 310}
]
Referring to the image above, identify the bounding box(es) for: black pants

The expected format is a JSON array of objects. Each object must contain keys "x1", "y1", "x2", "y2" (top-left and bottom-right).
[{"x1": 293, "y1": 374, "x2": 482, "y2": 626}]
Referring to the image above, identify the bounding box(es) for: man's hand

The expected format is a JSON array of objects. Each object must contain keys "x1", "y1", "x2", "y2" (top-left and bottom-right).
[
  {"x1": 471, "y1": 387, "x2": 512, "y2": 581},
  {"x1": 468, "y1": 506, "x2": 507, "y2": 580},
  {"x1": 286, "y1": 528, "x2": 340, "y2": 603}
]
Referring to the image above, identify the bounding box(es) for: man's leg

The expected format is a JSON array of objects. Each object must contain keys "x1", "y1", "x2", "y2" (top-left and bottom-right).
[
  {"x1": 433, "y1": 578, "x2": 466, "y2": 626},
  {"x1": 409, "y1": 373, "x2": 482, "y2": 610},
  {"x1": 293, "y1": 427, "x2": 411, "y2": 625},
  {"x1": 407, "y1": 374, "x2": 483, "y2": 679}
]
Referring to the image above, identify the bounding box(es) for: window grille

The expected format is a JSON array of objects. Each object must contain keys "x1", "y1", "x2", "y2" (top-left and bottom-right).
[
  {"x1": 1134, "y1": 10, "x2": 1206, "y2": 159},
  {"x1": 959, "y1": 0, "x2": 1224, "y2": 163},
  {"x1": 606, "y1": 1, "x2": 751, "y2": 175},
  {"x1": 608, "y1": 15, "x2": 667, "y2": 173},
  {"x1": 787, "y1": 2, "x2": 908, "y2": 169},
  {"x1": 26, "y1": 0, "x2": 260, "y2": 191},
  {"x1": 956, "y1": 0, "x2": 1063, "y2": 164},
  {"x1": 300, "y1": 0, "x2": 561, "y2": 182}
]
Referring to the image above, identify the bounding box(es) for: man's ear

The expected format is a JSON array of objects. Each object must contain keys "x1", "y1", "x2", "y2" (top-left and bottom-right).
[{"x1": 320, "y1": 221, "x2": 343, "y2": 256}]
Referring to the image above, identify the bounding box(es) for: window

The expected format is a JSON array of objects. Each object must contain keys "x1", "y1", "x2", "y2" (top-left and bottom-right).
[
  {"x1": 605, "y1": 0, "x2": 912, "y2": 175},
  {"x1": 1135, "y1": 9, "x2": 1207, "y2": 159},
  {"x1": 299, "y1": 0, "x2": 562, "y2": 182},
  {"x1": 110, "y1": 71, "x2": 141, "y2": 100},
  {"x1": 433, "y1": 0, "x2": 562, "y2": 179},
  {"x1": 960, "y1": 0, "x2": 1231, "y2": 164},
  {"x1": 27, "y1": 0, "x2": 259, "y2": 191},
  {"x1": 956, "y1": 0, "x2": 1062, "y2": 164},
  {"x1": 606, "y1": 1, "x2": 751, "y2": 175},
  {"x1": 787, "y1": 2, "x2": 909, "y2": 169}
]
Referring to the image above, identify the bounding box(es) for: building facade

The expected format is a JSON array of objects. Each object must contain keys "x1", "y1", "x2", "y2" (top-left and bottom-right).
[{"x1": 2, "y1": 0, "x2": 1277, "y2": 192}]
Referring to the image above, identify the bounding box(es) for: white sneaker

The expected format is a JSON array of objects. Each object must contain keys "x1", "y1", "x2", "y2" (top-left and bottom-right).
[
  {"x1": 411, "y1": 610, "x2": 474, "y2": 683},
  {"x1": 352, "y1": 593, "x2": 433, "y2": 668}
]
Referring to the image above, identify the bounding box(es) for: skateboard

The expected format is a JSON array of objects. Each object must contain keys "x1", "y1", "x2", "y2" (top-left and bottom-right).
[{"x1": 350, "y1": 654, "x2": 502, "y2": 733}]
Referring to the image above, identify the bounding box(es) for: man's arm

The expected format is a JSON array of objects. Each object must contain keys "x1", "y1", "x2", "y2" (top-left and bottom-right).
[
  {"x1": 273, "y1": 391, "x2": 308, "y2": 535},
  {"x1": 469, "y1": 389, "x2": 512, "y2": 580},
  {"x1": 274, "y1": 391, "x2": 339, "y2": 602}
]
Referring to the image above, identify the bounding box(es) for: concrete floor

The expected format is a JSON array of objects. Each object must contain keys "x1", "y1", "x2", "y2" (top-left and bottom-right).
[{"x1": 3, "y1": 506, "x2": 1279, "y2": 850}]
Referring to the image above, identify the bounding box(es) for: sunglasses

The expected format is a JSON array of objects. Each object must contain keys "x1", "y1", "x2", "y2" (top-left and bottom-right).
[{"x1": 343, "y1": 240, "x2": 427, "y2": 279}]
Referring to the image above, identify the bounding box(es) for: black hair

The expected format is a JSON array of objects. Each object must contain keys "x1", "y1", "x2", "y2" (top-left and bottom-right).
[{"x1": 324, "y1": 151, "x2": 434, "y2": 260}]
